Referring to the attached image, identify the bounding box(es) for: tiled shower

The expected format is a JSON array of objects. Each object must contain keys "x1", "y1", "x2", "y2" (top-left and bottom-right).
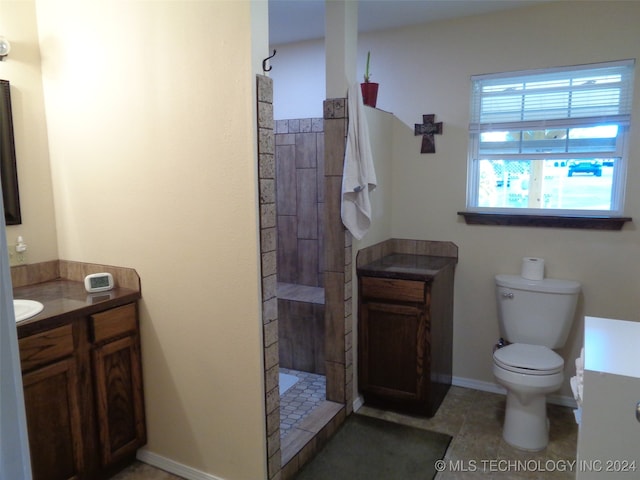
[{"x1": 275, "y1": 118, "x2": 327, "y2": 436}]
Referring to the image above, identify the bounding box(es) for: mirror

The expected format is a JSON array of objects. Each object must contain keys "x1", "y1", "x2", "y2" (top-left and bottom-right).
[{"x1": 0, "y1": 79, "x2": 21, "y2": 225}]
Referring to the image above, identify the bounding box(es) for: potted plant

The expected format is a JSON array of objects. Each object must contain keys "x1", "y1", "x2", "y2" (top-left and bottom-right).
[{"x1": 361, "y1": 51, "x2": 379, "y2": 108}]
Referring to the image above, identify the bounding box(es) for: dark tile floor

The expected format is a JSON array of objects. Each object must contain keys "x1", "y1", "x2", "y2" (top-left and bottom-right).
[{"x1": 111, "y1": 386, "x2": 578, "y2": 479}]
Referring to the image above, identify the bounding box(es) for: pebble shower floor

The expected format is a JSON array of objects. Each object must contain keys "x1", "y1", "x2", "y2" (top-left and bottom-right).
[{"x1": 279, "y1": 368, "x2": 326, "y2": 438}]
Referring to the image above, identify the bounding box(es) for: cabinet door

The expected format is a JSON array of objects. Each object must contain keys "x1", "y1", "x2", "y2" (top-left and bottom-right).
[
  {"x1": 23, "y1": 359, "x2": 84, "y2": 480},
  {"x1": 359, "y1": 301, "x2": 426, "y2": 401},
  {"x1": 92, "y1": 335, "x2": 146, "y2": 467}
]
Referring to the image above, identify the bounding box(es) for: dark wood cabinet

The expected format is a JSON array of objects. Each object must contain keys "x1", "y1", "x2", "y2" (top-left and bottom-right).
[
  {"x1": 22, "y1": 359, "x2": 84, "y2": 480},
  {"x1": 19, "y1": 302, "x2": 145, "y2": 480},
  {"x1": 91, "y1": 304, "x2": 146, "y2": 467},
  {"x1": 358, "y1": 255, "x2": 455, "y2": 416}
]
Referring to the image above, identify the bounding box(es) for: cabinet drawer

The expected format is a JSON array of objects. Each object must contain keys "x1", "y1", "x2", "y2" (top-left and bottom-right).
[
  {"x1": 19, "y1": 324, "x2": 74, "y2": 372},
  {"x1": 91, "y1": 303, "x2": 137, "y2": 343},
  {"x1": 361, "y1": 277, "x2": 425, "y2": 303}
]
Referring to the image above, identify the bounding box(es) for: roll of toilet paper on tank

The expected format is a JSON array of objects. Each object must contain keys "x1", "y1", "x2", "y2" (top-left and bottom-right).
[{"x1": 521, "y1": 257, "x2": 545, "y2": 280}]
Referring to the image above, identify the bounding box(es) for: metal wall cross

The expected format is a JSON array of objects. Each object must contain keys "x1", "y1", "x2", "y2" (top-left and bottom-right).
[{"x1": 414, "y1": 114, "x2": 443, "y2": 154}]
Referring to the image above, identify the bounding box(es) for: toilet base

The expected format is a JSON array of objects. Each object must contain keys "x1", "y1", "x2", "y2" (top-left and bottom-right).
[{"x1": 502, "y1": 390, "x2": 549, "y2": 451}]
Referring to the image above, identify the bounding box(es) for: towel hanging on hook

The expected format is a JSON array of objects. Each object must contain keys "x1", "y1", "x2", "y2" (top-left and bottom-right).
[{"x1": 262, "y1": 49, "x2": 277, "y2": 73}]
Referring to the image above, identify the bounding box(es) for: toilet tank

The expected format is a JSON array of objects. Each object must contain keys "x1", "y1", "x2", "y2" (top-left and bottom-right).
[{"x1": 495, "y1": 274, "x2": 580, "y2": 348}]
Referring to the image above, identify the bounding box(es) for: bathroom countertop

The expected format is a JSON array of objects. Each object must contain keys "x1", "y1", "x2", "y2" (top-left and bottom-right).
[
  {"x1": 357, "y1": 253, "x2": 456, "y2": 281},
  {"x1": 584, "y1": 316, "x2": 640, "y2": 379},
  {"x1": 14, "y1": 279, "x2": 141, "y2": 337}
]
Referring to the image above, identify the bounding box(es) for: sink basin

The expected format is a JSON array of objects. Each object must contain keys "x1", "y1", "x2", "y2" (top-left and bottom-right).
[{"x1": 14, "y1": 299, "x2": 44, "y2": 322}]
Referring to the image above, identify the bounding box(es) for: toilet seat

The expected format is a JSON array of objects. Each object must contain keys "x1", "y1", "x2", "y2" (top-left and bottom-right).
[{"x1": 493, "y1": 343, "x2": 564, "y2": 375}]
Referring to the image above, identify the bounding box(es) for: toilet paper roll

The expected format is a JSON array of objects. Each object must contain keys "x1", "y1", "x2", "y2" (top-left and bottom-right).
[{"x1": 521, "y1": 257, "x2": 545, "y2": 280}]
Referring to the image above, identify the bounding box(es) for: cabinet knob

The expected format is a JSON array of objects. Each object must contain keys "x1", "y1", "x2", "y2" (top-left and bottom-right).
[{"x1": 502, "y1": 292, "x2": 514, "y2": 299}]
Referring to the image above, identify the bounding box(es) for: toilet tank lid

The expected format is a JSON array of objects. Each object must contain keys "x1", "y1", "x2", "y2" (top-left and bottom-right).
[{"x1": 495, "y1": 274, "x2": 581, "y2": 294}]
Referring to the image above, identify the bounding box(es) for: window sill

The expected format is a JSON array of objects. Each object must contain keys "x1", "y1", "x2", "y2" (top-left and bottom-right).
[{"x1": 457, "y1": 212, "x2": 632, "y2": 230}]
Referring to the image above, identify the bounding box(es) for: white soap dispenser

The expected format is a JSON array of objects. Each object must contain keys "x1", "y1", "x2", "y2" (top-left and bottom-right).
[{"x1": 16, "y1": 236, "x2": 27, "y2": 253}]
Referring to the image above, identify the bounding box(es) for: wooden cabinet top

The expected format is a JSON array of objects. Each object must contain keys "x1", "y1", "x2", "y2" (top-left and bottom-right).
[
  {"x1": 14, "y1": 279, "x2": 141, "y2": 338},
  {"x1": 357, "y1": 253, "x2": 456, "y2": 282}
]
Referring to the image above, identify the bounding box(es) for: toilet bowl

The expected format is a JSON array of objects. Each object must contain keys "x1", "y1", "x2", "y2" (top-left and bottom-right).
[
  {"x1": 493, "y1": 343, "x2": 564, "y2": 450},
  {"x1": 493, "y1": 274, "x2": 579, "y2": 451}
]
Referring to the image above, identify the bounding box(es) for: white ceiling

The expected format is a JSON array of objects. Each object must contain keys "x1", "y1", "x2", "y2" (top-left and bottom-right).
[{"x1": 269, "y1": 0, "x2": 549, "y2": 45}]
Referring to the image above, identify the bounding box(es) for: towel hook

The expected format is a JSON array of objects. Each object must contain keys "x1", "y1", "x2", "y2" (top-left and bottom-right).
[{"x1": 262, "y1": 49, "x2": 276, "y2": 73}]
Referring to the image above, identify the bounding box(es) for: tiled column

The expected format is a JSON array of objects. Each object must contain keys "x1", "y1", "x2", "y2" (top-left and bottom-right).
[
  {"x1": 257, "y1": 74, "x2": 281, "y2": 480},
  {"x1": 323, "y1": 98, "x2": 353, "y2": 413}
]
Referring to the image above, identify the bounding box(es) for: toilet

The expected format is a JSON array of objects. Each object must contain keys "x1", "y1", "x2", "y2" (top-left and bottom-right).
[{"x1": 493, "y1": 274, "x2": 580, "y2": 451}]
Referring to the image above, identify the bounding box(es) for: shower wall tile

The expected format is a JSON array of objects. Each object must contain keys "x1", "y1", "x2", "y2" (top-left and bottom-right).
[
  {"x1": 262, "y1": 251, "x2": 277, "y2": 278},
  {"x1": 259, "y1": 102, "x2": 274, "y2": 130},
  {"x1": 265, "y1": 342, "x2": 279, "y2": 371},
  {"x1": 276, "y1": 133, "x2": 295, "y2": 146},
  {"x1": 316, "y1": 133, "x2": 325, "y2": 203},
  {"x1": 261, "y1": 227, "x2": 277, "y2": 254},
  {"x1": 288, "y1": 119, "x2": 300, "y2": 133},
  {"x1": 323, "y1": 176, "x2": 345, "y2": 272},
  {"x1": 263, "y1": 296, "x2": 277, "y2": 324},
  {"x1": 260, "y1": 178, "x2": 276, "y2": 204},
  {"x1": 295, "y1": 133, "x2": 317, "y2": 168},
  {"x1": 264, "y1": 318, "x2": 278, "y2": 347},
  {"x1": 260, "y1": 153, "x2": 275, "y2": 179},
  {"x1": 297, "y1": 239, "x2": 319, "y2": 287},
  {"x1": 276, "y1": 145, "x2": 296, "y2": 216},
  {"x1": 258, "y1": 74, "x2": 273, "y2": 104},
  {"x1": 323, "y1": 98, "x2": 349, "y2": 408},
  {"x1": 312, "y1": 118, "x2": 324, "y2": 132},
  {"x1": 275, "y1": 118, "x2": 324, "y2": 287},
  {"x1": 325, "y1": 361, "x2": 345, "y2": 402},
  {"x1": 278, "y1": 299, "x2": 325, "y2": 374},
  {"x1": 323, "y1": 98, "x2": 345, "y2": 119},
  {"x1": 323, "y1": 118, "x2": 347, "y2": 176},
  {"x1": 324, "y1": 271, "x2": 345, "y2": 365},
  {"x1": 277, "y1": 216, "x2": 297, "y2": 284},
  {"x1": 261, "y1": 203, "x2": 276, "y2": 229},
  {"x1": 299, "y1": 118, "x2": 312, "y2": 133},
  {"x1": 275, "y1": 119, "x2": 289, "y2": 134},
  {"x1": 296, "y1": 169, "x2": 318, "y2": 239},
  {"x1": 257, "y1": 74, "x2": 281, "y2": 480},
  {"x1": 259, "y1": 127, "x2": 274, "y2": 155},
  {"x1": 317, "y1": 203, "x2": 325, "y2": 287},
  {"x1": 265, "y1": 364, "x2": 278, "y2": 396}
]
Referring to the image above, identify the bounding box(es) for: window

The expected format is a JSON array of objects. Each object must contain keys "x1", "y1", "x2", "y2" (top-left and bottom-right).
[{"x1": 466, "y1": 60, "x2": 635, "y2": 217}]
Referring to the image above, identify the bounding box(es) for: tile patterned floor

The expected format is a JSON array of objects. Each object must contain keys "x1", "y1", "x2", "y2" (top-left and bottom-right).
[
  {"x1": 111, "y1": 386, "x2": 578, "y2": 479},
  {"x1": 279, "y1": 368, "x2": 327, "y2": 438}
]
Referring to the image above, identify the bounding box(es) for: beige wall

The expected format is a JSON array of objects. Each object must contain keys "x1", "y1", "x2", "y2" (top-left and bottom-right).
[
  {"x1": 362, "y1": 1, "x2": 640, "y2": 398},
  {"x1": 0, "y1": 1, "x2": 58, "y2": 262},
  {"x1": 33, "y1": 1, "x2": 267, "y2": 479}
]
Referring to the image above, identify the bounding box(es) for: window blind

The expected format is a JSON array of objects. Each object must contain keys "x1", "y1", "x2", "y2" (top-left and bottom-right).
[{"x1": 470, "y1": 60, "x2": 635, "y2": 133}]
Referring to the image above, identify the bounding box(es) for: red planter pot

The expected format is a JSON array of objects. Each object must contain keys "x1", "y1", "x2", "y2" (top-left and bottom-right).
[{"x1": 361, "y1": 82, "x2": 379, "y2": 108}]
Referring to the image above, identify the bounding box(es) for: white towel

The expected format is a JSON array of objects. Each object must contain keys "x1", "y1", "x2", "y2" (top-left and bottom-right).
[
  {"x1": 570, "y1": 347, "x2": 585, "y2": 407},
  {"x1": 341, "y1": 83, "x2": 377, "y2": 240}
]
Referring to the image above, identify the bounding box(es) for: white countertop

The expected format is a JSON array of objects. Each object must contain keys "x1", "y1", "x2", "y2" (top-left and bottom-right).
[{"x1": 584, "y1": 316, "x2": 640, "y2": 379}]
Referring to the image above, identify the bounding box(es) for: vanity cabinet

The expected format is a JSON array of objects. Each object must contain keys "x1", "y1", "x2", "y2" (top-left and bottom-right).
[
  {"x1": 357, "y1": 254, "x2": 455, "y2": 417},
  {"x1": 18, "y1": 299, "x2": 145, "y2": 480},
  {"x1": 576, "y1": 316, "x2": 640, "y2": 479},
  {"x1": 90, "y1": 303, "x2": 146, "y2": 467},
  {"x1": 19, "y1": 325, "x2": 84, "y2": 480}
]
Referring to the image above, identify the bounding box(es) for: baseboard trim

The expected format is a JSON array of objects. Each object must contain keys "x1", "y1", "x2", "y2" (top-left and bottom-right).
[
  {"x1": 451, "y1": 376, "x2": 578, "y2": 408},
  {"x1": 137, "y1": 449, "x2": 225, "y2": 480},
  {"x1": 354, "y1": 377, "x2": 577, "y2": 410}
]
